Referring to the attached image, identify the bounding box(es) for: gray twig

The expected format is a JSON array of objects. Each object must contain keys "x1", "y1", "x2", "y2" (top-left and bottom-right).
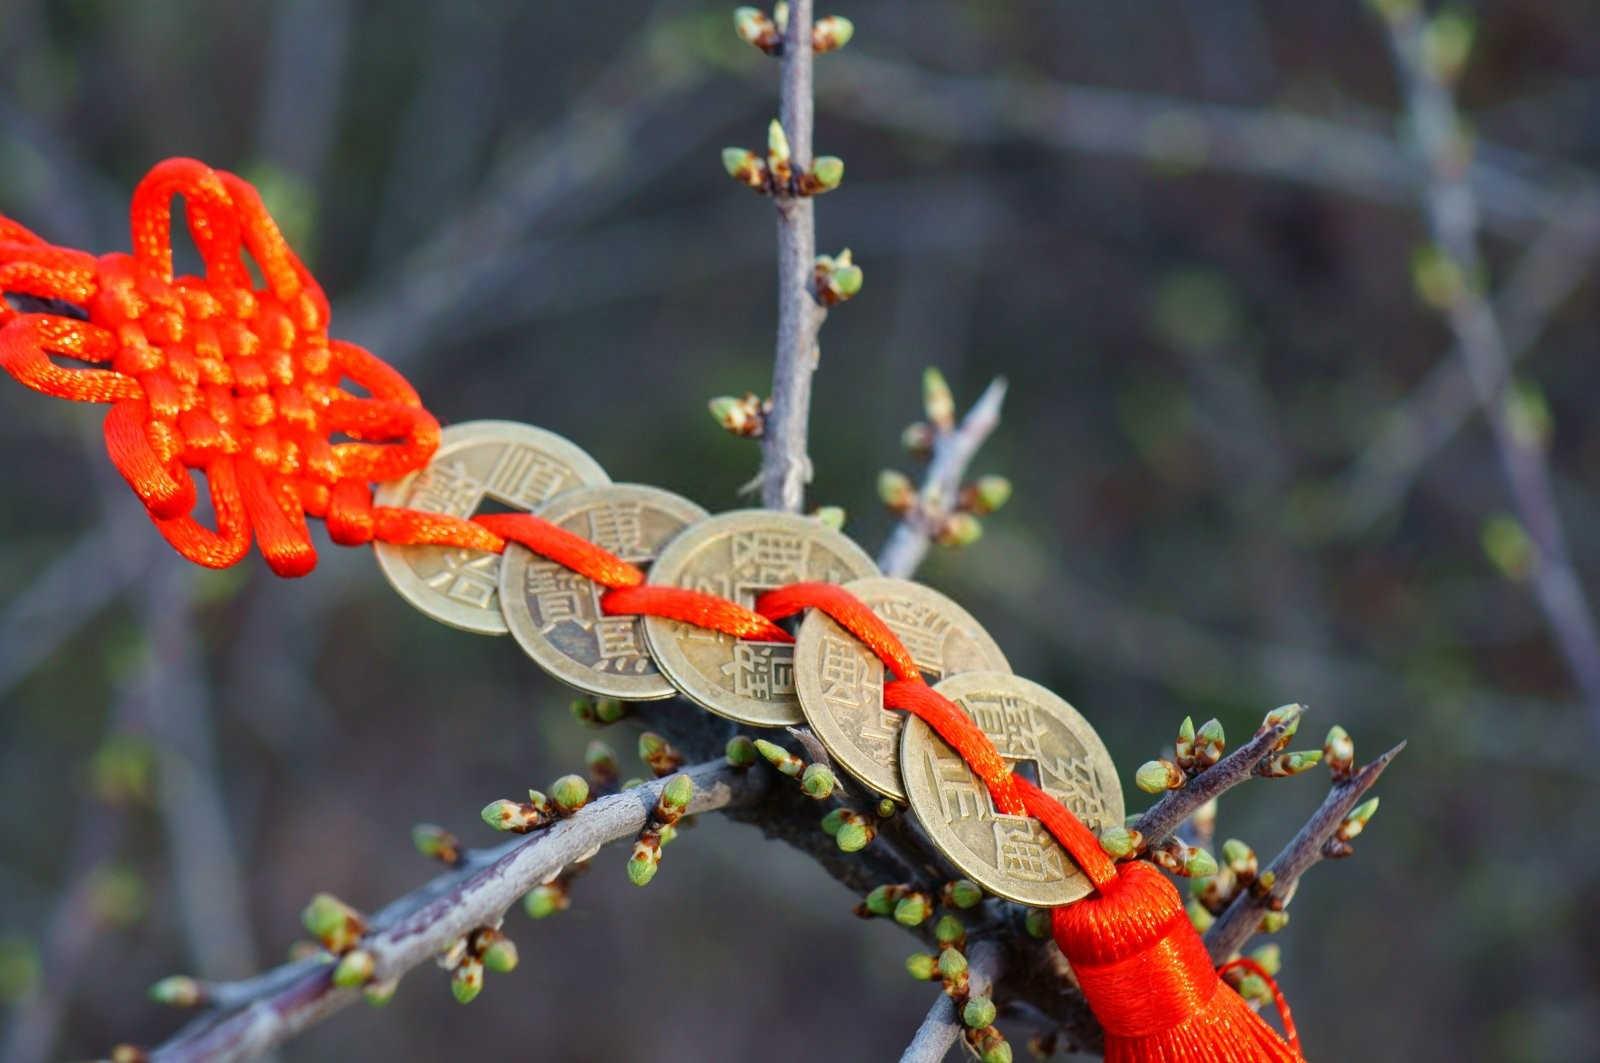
[
  {"x1": 148, "y1": 761, "x2": 768, "y2": 1063},
  {"x1": 878, "y1": 378, "x2": 1008, "y2": 579},
  {"x1": 1205, "y1": 742, "x2": 1405, "y2": 962},
  {"x1": 898, "y1": 940, "x2": 1002, "y2": 1063},
  {"x1": 759, "y1": 0, "x2": 826, "y2": 512},
  {"x1": 1133, "y1": 717, "x2": 1297, "y2": 850},
  {"x1": 1381, "y1": 8, "x2": 1600, "y2": 738}
]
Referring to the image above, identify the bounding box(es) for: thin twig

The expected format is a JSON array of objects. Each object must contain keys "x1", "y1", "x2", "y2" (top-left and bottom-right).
[
  {"x1": 1133, "y1": 717, "x2": 1297, "y2": 850},
  {"x1": 898, "y1": 940, "x2": 1002, "y2": 1063},
  {"x1": 1336, "y1": 189, "x2": 1600, "y2": 534},
  {"x1": 759, "y1": 0, "x2": 826, "y2": 512},
  {"x1": 1205, "y1": 742, "x2": 1405, "y2": 962},
  {"x1": 878, "y1": 378, "x2": 1008, "y2": 579},
  {"x1": 1382, "y1": 8, "x2": 1600, "y2": 738},
  {"x1": 148, "y1": 761, "x2": 768, "y2": 1062}
]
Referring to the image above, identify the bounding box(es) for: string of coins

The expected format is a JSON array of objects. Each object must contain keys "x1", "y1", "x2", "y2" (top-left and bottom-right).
[
  {"x1": 0, "y1": 159, "x2": 1303, "y2": 1060},
  {"x1": 374, "y1": 420, "x2": 1126, "y2": 908}
]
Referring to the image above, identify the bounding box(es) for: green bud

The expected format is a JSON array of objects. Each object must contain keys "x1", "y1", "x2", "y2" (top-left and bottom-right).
[
  {"x1": 570, "y1": 697, "x2": 597, "y2": 725},
  {"x1": 302, "y1": 893, "x2": 362, "y2": 952},
  {"x1": 970, "y1": 475, "x2": 1012, "y2": 515},
  {"x1": 1174, "y1": 715, "x2": 1195, "y2": 768},
  {"x1": 1340, "y1": 797, "x2": 1380, "y2": 841},
  {"x1": 801, "y1": 763, "x2": 836, "y2": 799},
  {"x1": 937, "y1": 947, "x2": 968, "y2": 980},
  {"x1": 820, "y1": 808, "x2": 847, "y2": 836},
  {"x1": 767, "y1": 119, "x2": 791, "y2": 166},
  {"x1": 621, "y1": 777, "x2": 644, "y2": 791},
  {"x1": 595, "y1": 698, "x2": 626, "y2": 724},
  {"x1": 1258, "y1": 910, "x2": 1290, "y2": 934},
  {"x1": 876, "y1": 798, "x2": 899, "y2": 819},
  {"x1": 835, "y1": 816, "x2": 873, "y2": 852},
  {"x1": 627, "y1": 849, "x2": 659, "y2": 887},
  {"x1": 451, "y1": 958, "x2": 484, "y2": 1004},
  {"x1": 1323, "y1": 725, "x2": 1354, "y2": 780},
  {"x1": 1263, "y1": 750, "x2": 1322, "y2": 777},
  {"x1": 723, "y1": 146, "x2": 754, "y2": 178},
  {"x1": 363, "y1": 978, "x2": 398, "y2": 1006},
  {"x1": 1184, "y1": 847, "x2": 1218, "y2": 879},
  {"x1": 1023, "y1": 907, "x2": 1051, "y2": 940},
  {"x1": 934, "y1": 915, "x2": 965, "y2": 948},
  {"x1": 936, "y1": 512, "x2": 983, "y2": 548},
  {"x1": 148, "y1": 975, "x2": 202, "y2": 1008},
  {"x1": 906, "y1": 952, "x2": 938, "y2": 980},
  {"x1": 550, "y1": 774, "x2": 590, "y2": 815},
  {"x1": 411, "y1": 823, "x2": 460, "y2": 865},
  {"x1": 332, "y1": 949, "x2": 375, "y2": 988},
  {"x1": 725, "y1": 735, "x2": 759, "y2": 768},
  {"x1": 923, "y1": 368, "x2": 955, "y2": 429},
  {"x1": 481, "y1": 799, "x2": 525, "y2": 832},
  {"x1": 893, "y1": 892, "x2": 930, "y2": 927},
  {"x1": 1236, "y1": 972, "x2": 1271, "y2": 1005},
  {"x1": 902, "y1": 422, "x2": 935, "y2": 457},
  {"x1": 1249, "y1": 942, "x2": 1282, "y2": 977},
  {"x1": 878, "y1": 469, "x2": 916, "y2": 512},
  {"x1": 753, "y1": 738, "x2": 803, "y2": 776},
  {"x1": 659, "y1": 823, "x2": 679, "y2": 846},
  {"x1": 1098, "y1": 825, "x2": 1139, "y2": 859},
  {"x1": 481, "y1": 936, "x2": 519, "y2": 974},
  {"x1": 1221, "y1": 839, "x2": 1257, "y2": 880},
  {"x1": 812, "y1": 14, "x2": 854, "y2": 53},
  {"x1": 585, "y1": 741, "x2": 619, "y2": 785},
  {"x1": 812, "y1": 505, "x2": 846, "y2": 531},
  {"x1": 863, "y1": 885, "x2": 900, "y2": 917},
  {"x1": 1422, "y1": 11, "x2": 1476, "y2": 83},
  {"x1": 1412, "y1": 244, "x2": 1466, "y2": 310},
  {"x1": 1185, "y1": 898, "x2": 1215, "y2": 932},
  {"x1": 947, "y1": 879, "x2": 983, "y2": 909},
  {"x1": 661, "y1": 773, "x2": 695, "y2": 813},
  {"x1": 979, "y1": 1039, "x2": 1013, "y2": 1063},
  {"x1": 1260, "y1": 704, "x2": 1303, "y2": 748},
  {"x1": 809, "y1": 156, "x2": 844, "y2": 191},
  {"x1": 1135, "y1": 759, "x2": 1183, "y2": 794},
  {"x1": 523, "y1": 884, "x2": 566, "y2": 920},
  {"x1": 1194, "y1": 718, "x2": 1225, "y2": 767},
  {"x1": 962, "y1": 995, "x2": 997, "y2": 1030}
]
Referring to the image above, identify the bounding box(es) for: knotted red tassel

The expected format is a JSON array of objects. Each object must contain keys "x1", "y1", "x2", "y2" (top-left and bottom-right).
[{"x1": 1054, "y1": 861, "x2": 1302, "y2": 1061}]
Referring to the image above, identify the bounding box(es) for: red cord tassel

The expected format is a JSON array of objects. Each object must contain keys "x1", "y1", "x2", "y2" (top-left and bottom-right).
[{"x1": 1054, "y1": 861, "x2": 1302, "y2": 1061}]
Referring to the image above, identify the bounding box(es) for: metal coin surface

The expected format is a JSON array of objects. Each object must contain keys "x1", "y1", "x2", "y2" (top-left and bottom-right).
[
  {"x1": 900, "y1": 671, "x2": 1124, "y2": 906},
  {"x1": 374, "y1": 420, "x2": 610, "y2": 634},
  {"x1": 499, "y1": 484, "x2": 708, "y2": 700},
  {"x1": 641, "y1": 510, "x2": 879, "y2": 726},
  {"x1": 794, "y1": 577, "x2": 1010, "y2": 802}
]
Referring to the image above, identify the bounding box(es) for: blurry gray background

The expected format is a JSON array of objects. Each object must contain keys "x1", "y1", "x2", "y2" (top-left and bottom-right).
[{"x1": 2, "y1": 1, "x2": 1598, "y2": 1060}]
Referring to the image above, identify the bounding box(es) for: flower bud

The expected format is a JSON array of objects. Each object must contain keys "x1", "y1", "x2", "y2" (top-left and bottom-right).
[
  {"x1": 148, "y1": 975, "x2": 203, "y2": 1008},
  {"x1": 451, "y1": 957, "x2": 484, "y2": 1004},
  {"x1": 1173, "y1": 716, "x2": 1196, "y2": 771},
  {"x1": 1323, "y1": 725, "x2": 1354, "y2": 781},
  {"x1": 811, "y1": 15, "x2": 854, "y2": 53},
  {"x1": 1135, "y1": 759, "x2": 1184, "y2": 794},
  {"x1": 1098, "y1": 825, "x2": 1141, "y2": 859},
  {"x1": 411, "y1": 823, "x2": 461, "y2": 866},
  {"x1": 963, "y1": 995, "x2": 997, "y2": 1030},
  {"x1": 1194, "y1": 718, "x2": 1225, "y2": 768},
  {"x1": 481, "y1": 936, "x2": 519, "y2": 974},
  {"x1": 725, "y1": 735, "x2": 759, "y2": 767},
  {"x1": 906, "y1": 952, "x2": 938, "y2": 980},
  {"x1": 550, "y1": 774, "x2": 590, "y2": 816},
  {"x1": 893, "y1": 892, "x2": 931, "y2": 927},
  {"x1": 754, "y1": 738, "x2": 803, "y2": 776},
  {"x1": 945, "y1": 879, "x2": 983, "y2": 909},
  {"x1": 923, "y1": 368, "x2": 955, "y2": 430},
  {"x1": 332, "y1": 949, "x2": 375, "y2": 988},
  {"x1": 801, "y1": 763, "x2": 836, "y2": 799},
  {"x1": 1259, "y1": 704, "x2": 1303, "y2": 749},
  {"x1": 878, "y1": 469, "x2": 916, "y2": 513},
  {"x1": 936, "y1": 512, "x2": 983, "y2": 548},
  {"x1": 523, "y1": 883, "x2": 568, "y2": 920}
]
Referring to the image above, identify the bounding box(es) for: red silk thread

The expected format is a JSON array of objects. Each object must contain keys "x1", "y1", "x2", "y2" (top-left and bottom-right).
[{"x1": 0, "y1": 160, "x2": 1302, "y2": 1061}]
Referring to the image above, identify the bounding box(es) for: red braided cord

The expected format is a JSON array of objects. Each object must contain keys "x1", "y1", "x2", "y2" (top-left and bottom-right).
[{"x1": 0, "y1": 159, "x2": 1302, "y2": 1060}]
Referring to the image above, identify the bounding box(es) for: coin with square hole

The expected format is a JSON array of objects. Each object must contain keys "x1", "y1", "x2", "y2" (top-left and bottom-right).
[
  {"x1": 900, "y1": 671, "x2": 1123, "y2": 906},
  {"x1": 500, "y1": 484, "x2": 707, "y2": 699},
  {"x1": 374, "y1": 420, "x2": 610, "y2": 634},
  {"x1": 794, "y1": 577, "x2": 1010, "y2": 802}
]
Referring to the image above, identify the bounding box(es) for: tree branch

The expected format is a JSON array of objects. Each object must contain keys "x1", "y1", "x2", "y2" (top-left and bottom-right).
[
  {"x1": 898, "y1": 940, "x2": 1002, "y2": 1063},
  {"x1": 147, "y1": 761, "x2": 769, "y2": 1062},
  {"x1": 878, "y1": 378, "x2": 1008, "y2": 579},
  {"x1": 1204, "y1": 742, "x2": 1405, "y2": 962},
  {"x1": 1132, "y1": 716, "x2": 1298, "y2": 851},
  {"x1": 1380, "y1": 7, "x2": 1600, "y2": 739},
  {"x1": 759, "y1": 0, "x2": 826, "y2": 512}
]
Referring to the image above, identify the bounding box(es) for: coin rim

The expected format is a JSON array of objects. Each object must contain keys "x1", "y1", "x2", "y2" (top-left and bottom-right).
[
  {"x1": 899, "y1": 670, "x2": 1124, "y2": 906},
  {"x1": 641, "y1": 509, "x2": 880, "y2": 726},
  {"x1": 499, "y1": 483, "x2": 708, "y2": 699},
  {"x1": 373, "y1": 420, "x2": 611, "y2": 635},
  {"x1": 794, "y1": 577, "x2": 1011, "y2": 802}
]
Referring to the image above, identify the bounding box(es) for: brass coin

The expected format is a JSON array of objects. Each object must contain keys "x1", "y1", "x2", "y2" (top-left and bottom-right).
[
  {"x1": 641, "y1": 510, "x2": 879, "y2": 726},
  {"x1": 499, "y1": 484, "x2": 708, "y2": 700},
  {"x1": 373, "y1": 420, "x2": 610, "y2": 634},
  {"x1": 794, "y1": 577, "x2": 1010, "y2": 802},
  {"x1": 900, "y1": 671, "x2": 1124, "y2": 906}
]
